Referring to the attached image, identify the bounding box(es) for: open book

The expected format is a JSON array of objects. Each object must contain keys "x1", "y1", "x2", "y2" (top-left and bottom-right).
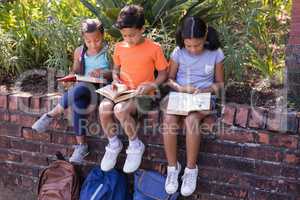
[
  {"x1": 57, "y1": 74, "x2": 107, "y2": 84},
  {"x1": 166, "y1": 91, "x2": 211, "y2": 115},
  {"x1": 96, "y1": 83, "x2": 137, "y2": 103}
]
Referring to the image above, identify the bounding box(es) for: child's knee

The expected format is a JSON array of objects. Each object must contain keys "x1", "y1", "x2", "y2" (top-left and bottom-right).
[{"x1": 113, "y1": 104, "x2": 127, "y2": 121}]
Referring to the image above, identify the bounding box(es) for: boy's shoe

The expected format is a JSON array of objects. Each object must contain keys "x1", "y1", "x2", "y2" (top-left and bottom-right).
[
  {"x1": 165, "y1": 162, "x2": 182, "y2": 194},
  {"x1": 69, "y1": 144, "x2": 89, "y2": 164},
  {"x1": 100, "y1": 142, "x2": 123, "y2": 171},
  {"x1": 123, "y1": 141, "x2": 145, "y2": 173},
  {"x1": 32, "y1": 113, "x2": 53, "y2": 133},
  {"x1": 180, "y1": 166, "x2": 198, "y2": 197}
]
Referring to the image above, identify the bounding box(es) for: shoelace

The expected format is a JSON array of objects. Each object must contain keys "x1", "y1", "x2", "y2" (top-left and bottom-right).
[
  {"x1": 182, "y1": 172, "x2": 197, "y2": 187},
  {"x1": 166, "y1": 171, "x2": 178, "y2": 186}
]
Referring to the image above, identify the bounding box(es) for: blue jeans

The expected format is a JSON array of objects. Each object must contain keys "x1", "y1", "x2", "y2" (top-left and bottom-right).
[{"x1": 59, "y1": 82, "x2": 98, "y2": 135}]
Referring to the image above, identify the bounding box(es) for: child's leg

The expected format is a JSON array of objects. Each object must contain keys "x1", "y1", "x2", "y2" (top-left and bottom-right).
[
  {"x1": 67, "y1": 83, "x2": 97, "y2": 163},
  {"x1": 162, "y1": 114, "x2": 181, "y2": 166},
  {"x1": 99, "y1": 98, "x2": 123, "y2": 171},
  {"x1": 99, "y1": 98, "x2": 117, "y2": 138},
  {"x1": 113, "y1": 100, "x2": 137, "y2": 139},
  {"x1": 180, "y1": 111, "x2": 206, "y2": 197},
  {"x1": 184, "y1": 112, "x2": 206, "y2": 168},
  {"x1": 163, "y1": 113, "x2": 182, "y2": 195},
  {"x1": 32, "y1": 88, "x2": 70, "y2": 133},
  {"x1": 113, "y1": 100, "x2": 145, "y2": 173}
]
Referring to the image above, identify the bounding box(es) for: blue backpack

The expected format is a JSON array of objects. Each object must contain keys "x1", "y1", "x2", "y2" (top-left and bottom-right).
[
  {"x1": 134, "y1": 170, "x2": 179, "y2": 200},
  {"x1": 80, "y1": 167, "x2": 131, "y2": 200}
]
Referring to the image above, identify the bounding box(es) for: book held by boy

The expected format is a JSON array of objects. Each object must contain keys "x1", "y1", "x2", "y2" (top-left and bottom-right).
[
  {"x1": 57, "y1": 74, "x2": 107, "y2": 84},
  {"x1": 96, "y1": 83, "x2": 137, "y2": 103},
  {"x1": 166, "y1": 91, "x2": 211, "y2": 116}
]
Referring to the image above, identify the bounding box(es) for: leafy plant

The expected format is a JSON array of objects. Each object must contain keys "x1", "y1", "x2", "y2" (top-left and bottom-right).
[{"x1": 79, "y1": 0, "x2": 219, "y2": 56}]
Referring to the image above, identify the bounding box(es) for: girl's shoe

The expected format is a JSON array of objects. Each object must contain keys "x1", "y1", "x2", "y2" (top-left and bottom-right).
[
  {"x1": 165, "y1": 162, "x2": 181, "y2": 194},
  {"x1": 69, "y1": 144, "x2": 89, "y2": 164},
  {"x1": 180, "y1": 166, "x2": 198, "y2": 196},
  {"x1": 32, "y1": 113, "x2": 53, "y2": 133}
]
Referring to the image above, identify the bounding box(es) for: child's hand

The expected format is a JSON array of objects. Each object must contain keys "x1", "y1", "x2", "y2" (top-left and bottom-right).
[
  {"x1": 88, "y1": 69, "x2": 102, "y2": 78},
  {"x1": 136, "y1": 83, "x2": 155, "y2": 95},
  {"x1": 112, "y1": 79, "x2": 122, "y2": 90},
  {"x1": 193, "y1": 88, "x2": 204, "y2": 94},
  {"x1": 179, "y1": 85, "x2": 197, "y2": 94}
]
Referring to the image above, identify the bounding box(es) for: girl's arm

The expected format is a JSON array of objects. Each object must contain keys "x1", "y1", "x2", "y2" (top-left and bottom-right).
[
  {"x1": 196, "y1": 62, "x2": 224, "y2": 94},
  {"x1": 70, "y1": 47, "x2": 82, "y2": 74},
  {"x1": 167, "y1": 59, "x2": 197, "y2": 93}
]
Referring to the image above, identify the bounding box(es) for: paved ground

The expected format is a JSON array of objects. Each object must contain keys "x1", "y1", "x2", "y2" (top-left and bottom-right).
[{"x1": 0, "y1": 186, "x2": 36, "y2": 200}]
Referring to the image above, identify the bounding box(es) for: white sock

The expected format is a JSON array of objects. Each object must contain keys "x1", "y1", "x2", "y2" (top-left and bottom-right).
[
  {"x1": 108, "y1": 135, "x2": 120, "y2": 149},
  {"x1": 129, "y1": 137, "x2": 141, "y2": 148}
]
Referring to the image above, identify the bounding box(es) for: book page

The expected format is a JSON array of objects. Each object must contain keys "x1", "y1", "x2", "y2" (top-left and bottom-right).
[{"x1": 167, "y1": 92, "x2": 211, "y2": 115}]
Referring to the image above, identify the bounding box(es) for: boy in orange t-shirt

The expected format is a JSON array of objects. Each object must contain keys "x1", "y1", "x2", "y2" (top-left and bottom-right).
[{"x1": 99, "y1": 5, "x2": 168, "y2": 173}]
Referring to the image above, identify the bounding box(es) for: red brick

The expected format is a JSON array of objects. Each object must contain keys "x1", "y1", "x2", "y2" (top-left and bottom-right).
[
  {"x1": 258, "y1": 132, "x2": 270, "y2": 144},
  {"x1": 269, "y1": 134, "x2": 299, "y2": 149},
  {"x1": 284, "y1": 153, "x2": 300, "y2": 164},
  {"x1": 0, "y1": 149, "x2": 21, "y2": 162},
  {"x1": 255, "y1": 162, "x2": 281, "y2": 177},
  {"x1": 40, "y1": 93, "x2": 61, "y2": 113},
  {"x1": 22, "y1": 152, "x2": 48, "y2": 166},
  {"x1": 281, "y1": 165, "x2": 300, "y2": 180},
  {"x1": 248, "y1": 108, "x2": 267, "y2": 129},
  {"x1": 9, "y1": 113, "x2": 37, "y2": 127},
  {"x1": 0, "y1": 123, "x2": 22, "y2": 137},
  {"x1": 204, "y1": 140, "x2": 242, "y2": 157},
  {"x1": 41, "y1": 143, "x2": 68, "y2": 155},
  {"x1": 0, "y1": 111, "x2": 10, "y2": 121},
  {"x1": 0, "y1": 93, "x2": 8, "y2": 110},
  {"x1": 51, "y1": 132, "x2": 76, "y2": 145},
  {"x1": 10, "y1": 138, "x2": 40, "y2": 152},
  {"x1": 234, "y1": 105, "x2": 249, "y2": 128},
  {"x1": 8, "y1": 94, "x2": 18, "y2": 111},
  {"x1": 221, "y1": 104, "x2": 236, "y2": 125},
  {"x1": 266, "y1": 112, "x2": 282, "y2": 132},
  {"x1": 219, "y1": 128, "x2": 255, "y2": 143},
  {"x1": 30, "y1": 95, "x2": 41, "y2": 114},
  {"x1": 20, "y1": 176, "x2": 36, "y2": 192},
  {"x1": 242, "y1": 146, "x2": 283, "y2": 162},
  {"x1": 0, "y1": 136, "x2": 10, "y2": 148},
  {"x1": 22, "y1": 127, "x2": 50, "y2": 142},
  {"x1": 0, "y1": 162, "x2": 39, "y2": 177},
  {"x1": 0, "y1": 174, "x2": 22, "y2": 188},
  {"x1": 286, "y1": 112, "x2": 298, "y2": 133}
]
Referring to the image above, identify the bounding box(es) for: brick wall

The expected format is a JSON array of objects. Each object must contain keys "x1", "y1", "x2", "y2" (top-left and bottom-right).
[
  {"x1": 0, "y1": 91, "x2": 299, "y2": 200},
  {"x1": 286, "y1": 0, "x2": 300, "y2": 107}
]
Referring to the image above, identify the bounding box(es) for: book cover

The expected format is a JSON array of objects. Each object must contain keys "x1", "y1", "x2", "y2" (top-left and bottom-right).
[
  {"x1": 166, "y1": 91, "x2": 211, "y2": 115},
  {"x1": 57, "y1": 74, "x2": 107, "y2": 84},
  {"x1": 96, "y1": 84, "x2": 137, "y2": 103}
]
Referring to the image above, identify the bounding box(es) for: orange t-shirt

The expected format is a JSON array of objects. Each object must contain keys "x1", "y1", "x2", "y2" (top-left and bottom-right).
[{"x1": 113, "y1": 38, "x2": 168, "y2": 89}]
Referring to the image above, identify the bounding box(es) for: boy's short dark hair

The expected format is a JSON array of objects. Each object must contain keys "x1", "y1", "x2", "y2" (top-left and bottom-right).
[{"x1": 115, "y1": 5, "x2": 145, "y2": 29}]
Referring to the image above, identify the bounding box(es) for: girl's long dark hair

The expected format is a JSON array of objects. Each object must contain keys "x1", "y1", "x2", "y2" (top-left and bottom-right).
[{"x1": 176, "y1": 16, "x2": 221, "y2": 51}]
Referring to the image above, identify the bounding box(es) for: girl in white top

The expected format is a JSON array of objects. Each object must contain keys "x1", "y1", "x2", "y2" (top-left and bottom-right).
[{"x1": 163, "y1": 16, "x2": 225, "y2": 196}]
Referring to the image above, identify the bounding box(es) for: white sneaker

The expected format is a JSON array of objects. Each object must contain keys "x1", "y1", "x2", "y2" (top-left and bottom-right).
[
  {"x1": 100, "y1": 142, "x2": 123, "y2": 171},
  {"x1": 181, "y1": 166, "x2": 198, "y2": 196},
  {"x1": 123, "y1": 141, "x2": 145, "y2": 173},
  {"x1": 165, "y1": 162, "x2": 181, "y2": 194},
  {"x1": 69, "y1": 144, "x2": 89, "y2": 164},
  {"x1": 32, "y1": 113, "x2": 53, "y2": 133}
]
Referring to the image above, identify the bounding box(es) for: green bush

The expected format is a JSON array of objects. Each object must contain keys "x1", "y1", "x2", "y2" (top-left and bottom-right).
[
  {"x1": 0, "y1": 0, "x2": 94, "y2": 77},
  {"x1": 210, "y1": 0, "x2": 291, "y2": 81}
]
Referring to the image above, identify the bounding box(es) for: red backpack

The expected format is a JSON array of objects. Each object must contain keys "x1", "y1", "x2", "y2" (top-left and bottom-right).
[{"x1": 37, "y1": 154, "x2": 80, "y2": 200}]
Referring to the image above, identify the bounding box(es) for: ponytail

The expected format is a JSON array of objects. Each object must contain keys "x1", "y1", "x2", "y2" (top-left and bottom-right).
[{"x1": 204, "y1": 26, "x2": 221, "y2": 51}]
